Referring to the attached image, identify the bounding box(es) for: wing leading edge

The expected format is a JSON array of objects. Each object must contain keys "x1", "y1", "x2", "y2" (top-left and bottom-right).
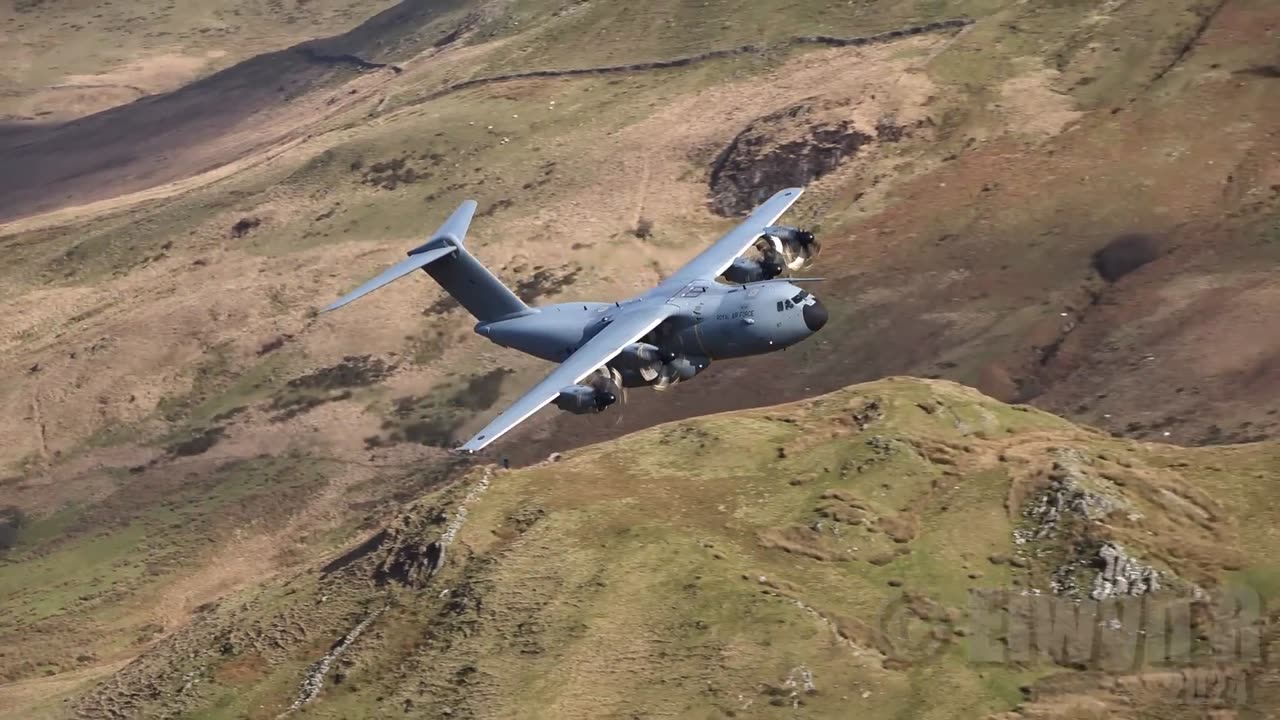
[
  {"x1": 652, "y1": 187, "x2": 804, "y2": 293},
  {"x1": 458, "y1": 301, "x2": 679, "y2": 453}
]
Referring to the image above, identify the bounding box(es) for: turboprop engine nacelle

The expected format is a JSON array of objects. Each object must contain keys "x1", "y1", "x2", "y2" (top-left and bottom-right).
[
  {"x1": 759, "y1": 225, "x2": 820, "y2": 272},
  {"x1": 654, "y1": 354, "x2": 709, "y2": 390},
  {"x1": 721, "y1": 256, "x2": 784, "y2": 284},
  {"x1": 721, "y1": 226, "x2": 820, "y2": 285},
  {"x1": 553, "y1": 384, "x2": 616, "y2": 414},
  {"x1": 614, "y1": 342, "x2": 664, "y2": 371}
]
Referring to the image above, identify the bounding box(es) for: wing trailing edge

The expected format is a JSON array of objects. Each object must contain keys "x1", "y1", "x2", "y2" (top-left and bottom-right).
[{"x1": 457, "y1": 302, "x2": 680, "y2": 453}]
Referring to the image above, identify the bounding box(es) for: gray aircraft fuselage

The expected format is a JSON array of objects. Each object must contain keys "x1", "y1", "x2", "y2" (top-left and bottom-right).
[{"x1": 475, "y1": 278, "x2": 828, "y2": 371}]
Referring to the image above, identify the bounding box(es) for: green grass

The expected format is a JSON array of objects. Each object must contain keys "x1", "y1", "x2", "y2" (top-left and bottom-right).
[
  {"x1": 6, "y1": 377, "x2": 1274, "y2": 717},
  {"x1": 0, "y1": 453, "x2": 335, "y2": 684},
  {"x1": 13, "y1": 504, "x2": 83, "y2": 549},
  {"x1": 467, "y1": 0, "x2": 997, "y2": 76},
  {"x1": 0, "y1": 0, "x2": 405, "y2": 115},
  {"x1": 0, "y1": 522, "x2": 149, "y2": 625},
  {"x1": 3, "y1": 0, "x2": 1278, "y2": 715}
]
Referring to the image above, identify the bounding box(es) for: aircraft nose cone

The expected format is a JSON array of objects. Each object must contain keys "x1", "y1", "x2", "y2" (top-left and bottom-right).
[{"x1": 803, "y1": 299, "x2": 828, "y2": 332}]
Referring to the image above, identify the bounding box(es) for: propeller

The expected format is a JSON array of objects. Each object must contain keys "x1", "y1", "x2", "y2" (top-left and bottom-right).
[
  {"x1": 653, "y1": 355, "x2": 705, "y2": 391},
  {"x1": 629, "y1": 346, "x2": 665, "y2": 383},
  {"x1": 756, "y1": 227, "x2": 821, "y2": 275},
  {"x1": 588, "y1": 366, "x2": 631, "y2": 426},
  {"x1": 589, "y1": 366, "x2": 628, "y2": 405}
]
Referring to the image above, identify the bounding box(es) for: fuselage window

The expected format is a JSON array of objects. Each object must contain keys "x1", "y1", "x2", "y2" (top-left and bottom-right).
[
  {"x1": 784, "y1": 300, "x2": 794, "y2": 310},
  {"x1": 776, "y1": 301, "x2": 784, "y2": 312}
]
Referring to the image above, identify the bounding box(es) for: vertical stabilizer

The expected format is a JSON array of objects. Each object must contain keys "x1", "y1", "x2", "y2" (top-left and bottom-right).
[
  {"x1": 319, "y1": 200, "x2": 532, "y2": 322},
  {"x1": 415, "y1": 201, "x2": 530, "y2": 322}
]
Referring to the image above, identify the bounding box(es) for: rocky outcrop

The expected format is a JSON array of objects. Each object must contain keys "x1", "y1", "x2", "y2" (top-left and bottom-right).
[
  {"x1": 1019, "y1": 454, "x2": 1126, "y2": 541},
  {"x1": 1014, "y1": 450, "x2": 1164, "y2": 599},
  {"x1": 1090, "y1": 542, "x2": 1159, "y2": 600},
  {"x1": 369, "y1": 468, "x2": 492, "y2": 587},
  {"x1": 708, "y1": 103, "x2": 874, "y2": 217}
]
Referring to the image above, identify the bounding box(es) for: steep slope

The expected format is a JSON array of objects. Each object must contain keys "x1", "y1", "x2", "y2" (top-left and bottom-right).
[
  {"x1": 0, "y1": 0, "x2": 408, "y2": 123},
  {"x1": 1, "y1": 1, "x2": 1278, "y2": 713},
  {"x1": 38, "y1": 378, "x2": 1280, "y2": 719},
  {"x1": 2, "y1": 0, "x2": 1274, "y2": 473}
]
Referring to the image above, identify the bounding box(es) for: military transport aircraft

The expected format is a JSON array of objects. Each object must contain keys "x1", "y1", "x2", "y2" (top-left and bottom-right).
[{"x1": 320, "y1": 187, "x2": 826, "y2": 453}]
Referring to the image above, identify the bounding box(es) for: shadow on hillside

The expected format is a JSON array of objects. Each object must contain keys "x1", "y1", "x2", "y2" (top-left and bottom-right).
[{"x1": 0, "y1": 0, "x2": 467, "y2": 224}]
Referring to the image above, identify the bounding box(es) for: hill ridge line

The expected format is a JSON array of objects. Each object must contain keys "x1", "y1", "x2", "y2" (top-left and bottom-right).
[{"x1": 405, "y1": 16, "x2": 975, "y2": 106}]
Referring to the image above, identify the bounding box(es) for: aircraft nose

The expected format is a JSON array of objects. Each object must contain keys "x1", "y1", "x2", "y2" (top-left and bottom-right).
[{"x1": 803, "y1": 298, "x2": 828, "y2": 332}]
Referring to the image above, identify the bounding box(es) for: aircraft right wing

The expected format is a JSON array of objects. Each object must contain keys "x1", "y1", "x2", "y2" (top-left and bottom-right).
[
  {"x1": 651, "y1": 187, "x2": 804, "y2": 294},
  {"x1": 457, "y1": 299, "x2": 680, "y2": 453}
]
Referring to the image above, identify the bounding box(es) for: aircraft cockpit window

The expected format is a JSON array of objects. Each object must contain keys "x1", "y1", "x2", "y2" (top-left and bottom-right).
[
  {"x1": 776, "y1": 301, "x2": 785, "y2": 312},
  {"x1": 791, "y1": 290, "x2": 809, "y2": 303}
]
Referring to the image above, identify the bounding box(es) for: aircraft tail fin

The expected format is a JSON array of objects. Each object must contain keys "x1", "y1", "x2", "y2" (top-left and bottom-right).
[{"x1": 320, "y1": 200, "x2": 531, "y2": 322}]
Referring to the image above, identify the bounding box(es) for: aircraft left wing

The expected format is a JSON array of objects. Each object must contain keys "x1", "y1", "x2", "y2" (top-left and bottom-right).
[
  {"x1": 458, "y1": 300, "x2": 679, "y2": 453},
  {"x1": 651, "y1": 187, "x2": 804, "y2": 293}
]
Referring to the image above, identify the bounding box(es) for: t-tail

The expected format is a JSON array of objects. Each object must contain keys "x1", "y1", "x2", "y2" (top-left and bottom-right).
[{"x1": 320, "y1": 200, "x2": 531, "y2": 323}]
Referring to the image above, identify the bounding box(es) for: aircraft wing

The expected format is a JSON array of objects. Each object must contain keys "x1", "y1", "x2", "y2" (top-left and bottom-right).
[
  {"x1": 652, "y1": 187, "x2": 805, "y2": 292},
  {"x1": 458, "y1": 300, "x2": 679, "y2": 453}
]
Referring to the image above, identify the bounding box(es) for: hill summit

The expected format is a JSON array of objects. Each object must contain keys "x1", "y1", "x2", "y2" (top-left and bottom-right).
[{"x1": 42, "y1": 378, "x2": 1279, "y2": 719}]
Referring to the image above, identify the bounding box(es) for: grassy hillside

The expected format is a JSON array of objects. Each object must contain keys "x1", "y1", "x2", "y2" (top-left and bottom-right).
[
  {"x1": 0, "y1": 0, "x2": 408, "y2": 122},
  {"x1": 18, "y1": 377, "x2": 1275, "y2": 719},
  {"x1": 1, "y1": 0, "x2": 1278, "y2": 716}
]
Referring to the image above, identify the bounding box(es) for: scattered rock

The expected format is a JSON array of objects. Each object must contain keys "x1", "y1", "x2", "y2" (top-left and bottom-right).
[
  {"x1": 1022, "y1": 451, "x2": 1126, "y2": 541},
  {"x1": 852, "y1": 398, "x2": 885, "y2": 429},
  {"x1": 866, "y1": 435, "x2": 894, "y2": 453},
  {"x1": 1089, "y1": 542, "x2": 1160, "y2": 600}
]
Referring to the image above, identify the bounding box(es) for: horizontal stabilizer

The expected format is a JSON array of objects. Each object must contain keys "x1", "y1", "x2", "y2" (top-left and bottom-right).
[
  {"x1": 320, "y1": 199, "x2": 481, "y2": 314},
  {"x1": 320, "y1": 245, "x2": 454, "y2": 313}
]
